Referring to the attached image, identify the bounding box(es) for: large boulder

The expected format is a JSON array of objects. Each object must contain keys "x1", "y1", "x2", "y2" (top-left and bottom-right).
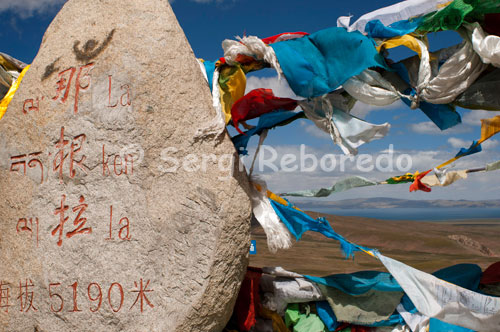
[{"x1": 0, "y1": 1, "x2": 251, "y2": 331}]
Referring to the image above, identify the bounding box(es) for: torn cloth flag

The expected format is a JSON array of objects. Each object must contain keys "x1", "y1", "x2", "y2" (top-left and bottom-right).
[
  {"x1": 418, "y1": 0, "x2": 500, "y2": 33},
  {"x1": 281, "y1": 176, "x2": 377, "y2": 198},
  {"x1": 365, "y1": 17, "x2": 423, "y2": 38},
  {"x1": 231, "y1": 88, "x2": 298, "y2": 134},
  {"x1": 409, "y1": 169, "x2": 432, "y2": 192},
  {"x1": 218, "y1": 63, "x2": 247, "y2": 124},
  {"x1": 454, "y1": 140, "x2": 482, "y2": 158},
  {"x1": 337, "y1": 0, "x2": 451, "y2": 34},
  {"x1": 271, "y1": 27, "x2": 387, "y2": 98},
  {"x1": 305, "y1": 271, "x2": 401, "y2": 296},
  {"x1": 269, "y1": 199, "x2": 375, "y2": 259},
  {"x1": 377, "y1": 253, "x2": 500, "y2": 331},
  {"x1": 299, "y1": 95, "x2": 390, "y2": 155},
  {"x1": 232, "y1": 111, "x2": 305, "y2": 155},
  {"x1": 261, "y1": 32, "x2": 309, "y2": 44}
]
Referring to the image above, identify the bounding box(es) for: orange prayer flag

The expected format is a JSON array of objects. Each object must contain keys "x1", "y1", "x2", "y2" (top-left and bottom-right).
[{"x1": 479, "y1": 116, "x2": 500, "y2": 144}]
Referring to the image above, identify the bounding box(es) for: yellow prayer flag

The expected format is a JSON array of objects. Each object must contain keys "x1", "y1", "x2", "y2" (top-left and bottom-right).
[
  {"x1": 478, "y1": 116, "x2": 500, "y2": 144},
  {"x1": 377, "y1": 35, "x2": 424, "y2": 58},
  {"x1": 219, "y1": 64, "x2": 246, "y2": 124},
  {"x1": 0, "y1": 65, "x2": 29, "y2": 121}
]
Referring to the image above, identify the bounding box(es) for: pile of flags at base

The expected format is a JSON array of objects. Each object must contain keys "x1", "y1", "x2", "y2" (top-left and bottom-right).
[{"x1": 224, "y1": 261, "x2": 500, "y2": 332}]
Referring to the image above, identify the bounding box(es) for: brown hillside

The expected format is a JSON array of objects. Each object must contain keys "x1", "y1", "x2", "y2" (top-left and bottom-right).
[{"x1": 249, "y1": 212, "x2": 500, "y2": 276}]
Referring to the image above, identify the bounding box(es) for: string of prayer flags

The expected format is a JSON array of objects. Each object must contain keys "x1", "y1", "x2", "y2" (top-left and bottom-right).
[
  {"x1": 437, "y1": 115, "x2": 500, "y2": 169},
  {"x1": 281, "y1": 176, "x2": 377, "y2": 198},
  {"x1": 386, "y1": 173, "x2": 415, "y2": 184}
]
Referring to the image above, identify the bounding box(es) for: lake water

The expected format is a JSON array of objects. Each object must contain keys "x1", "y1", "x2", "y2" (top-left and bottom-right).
[{"x1": 307, "y1": 207, "x2": 500, "y2": 221}]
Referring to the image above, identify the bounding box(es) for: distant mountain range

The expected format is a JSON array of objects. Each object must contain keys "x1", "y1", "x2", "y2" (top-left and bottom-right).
[{"x1": 293, "y1": 197, "x2": 500, "y2": 210}]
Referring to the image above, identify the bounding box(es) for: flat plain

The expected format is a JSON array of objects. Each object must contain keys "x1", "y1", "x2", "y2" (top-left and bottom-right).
[{"x1": 249, "y1": 212, "x2": 500, "y2": 276}]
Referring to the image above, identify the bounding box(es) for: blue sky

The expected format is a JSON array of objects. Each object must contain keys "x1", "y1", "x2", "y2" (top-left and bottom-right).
[{"x1": 1, "y1": 0, "x2": 500, "y2": 202}]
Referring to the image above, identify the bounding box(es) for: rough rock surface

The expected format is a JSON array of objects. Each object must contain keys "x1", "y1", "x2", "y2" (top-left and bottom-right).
[{"x1": 0, "y1": 1, "x2": 251, "y2": 331}]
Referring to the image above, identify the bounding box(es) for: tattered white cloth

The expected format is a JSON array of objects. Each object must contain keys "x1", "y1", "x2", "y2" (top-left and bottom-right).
[
  {"x1": 378, "y1": 253, "x2": 500, "y2": 331},
  {"x1": 260, "y1": 274, "x2": 325, "y2": 315},
  {"x1": 337, "y1": 0, "x2": 451, "y2": 34},
  {"x1": 469, "y1": 23, "x2": 500, "y2": 68},
  {"x1": 414, "y1": 35, "x2": 488, "y2": 106},
  {"x1": 343, "y1": 69, "x2": 408, "y2": 106},
  {"x1": 249, "y1": 176, "x2": 292, "y2": 253},
  {"x1": 300, "y1": 94, "x2": 390, "y2": 155},
  {"x1": 222, "y1": 35, "x2": 283, "y2": 76}
]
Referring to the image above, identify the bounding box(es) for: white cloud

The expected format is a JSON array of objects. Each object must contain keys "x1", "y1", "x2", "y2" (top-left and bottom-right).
[
  {"x1": 461, "y1": 110, "x2": 500, "y2": 126},
  {"x1": 410, "y1": 110, "x2": 500, "y2": 136},
  {"x1": 397, "y1": 149, "x2": 440, "y2": 171},
  {"x1": 301, "y1": 122, "x2": 330, "y2": 139},
  {"x1": 482, "y1": 139, "x2": 499, "y2": 150},
  {"x1": 448, "y1": 137, "x2": 468, "y2": 149},
  {"x1": 448, "y1": 137, "x2": 499, "y2": 150},
  {"x1": 0, "y1": 0, "x2": 66, "y2": 18},
  {"x1": 410, "y1": 121, "x2": 443, "y2": 135},
  {"x1": 410, "y1": 121, "x2": 472, "y2": 135},
  {"x1": 350, "y1": 99, "x2": 405, "y2": 118}
]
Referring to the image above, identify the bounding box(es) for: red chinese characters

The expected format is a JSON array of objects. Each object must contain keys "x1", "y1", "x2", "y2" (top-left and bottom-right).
[
  {"x1": 52, "y1": 63, "x2": 94, "y2": 114},
  {"x1": 0, "y1": 279, "x2": 154, "y2": 314},
  {"x1": 18, "y1": 279, "x2": 37, "y2": 312},
  {"x1": 52, "y1": 194, "x2": 91, "y2": 247},
  {"x1": 0, "y1": 281, "x2": 11, "y2": 313},
  {"x1": 130, "y1": 279, "x2": 154, "y2": 313},
  {"x1": 53, "y1": 127, "x2": 87, "y2": 183}
]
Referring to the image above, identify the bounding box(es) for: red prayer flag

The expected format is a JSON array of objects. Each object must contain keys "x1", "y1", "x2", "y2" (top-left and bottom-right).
[
  {"x1": 235, "y1": 268, "x2": 262, "y2": 331},
  {"x1": 262, "y1": 31, "x2": 309, "y2": 44},
  {"x1": 481, "y1": 262, "x2": 500, "y2": 285},
  {"x1": 231, "y1": 88, "x2": 298, "y2": 134},
  {"x1": 409, "y1": 169, "x2": 432, "y2": 193}
]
